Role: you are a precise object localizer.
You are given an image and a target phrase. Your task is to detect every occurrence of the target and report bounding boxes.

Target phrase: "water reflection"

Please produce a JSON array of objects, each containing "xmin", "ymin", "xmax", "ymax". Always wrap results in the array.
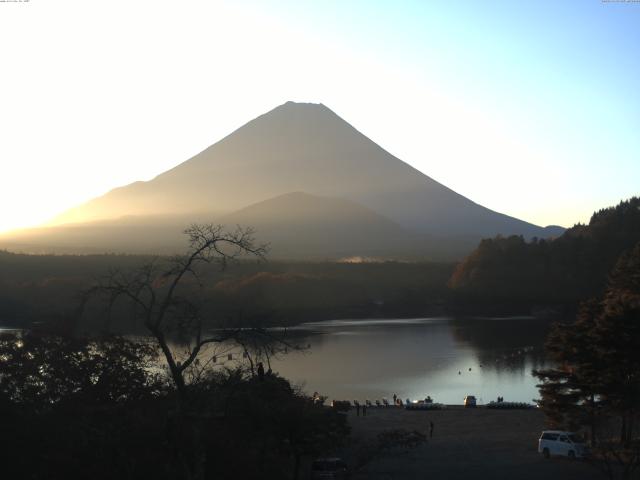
[
  {"xmin": 98, "ymin": 317, "xmax": 554, "ymax": 405},
  {"xmin": 4, "ymin": 317, "xmax": 553, "ymax": 404},
  {"xmin": 266, "ymin": 317, "xmax": 554, "ymax": 404}
]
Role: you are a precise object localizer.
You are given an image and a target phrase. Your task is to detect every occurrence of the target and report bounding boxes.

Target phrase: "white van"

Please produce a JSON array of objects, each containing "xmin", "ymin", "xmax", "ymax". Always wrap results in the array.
[{"xmin": 538, "ymin": 431, "xmax": 589, "ymax": 459}]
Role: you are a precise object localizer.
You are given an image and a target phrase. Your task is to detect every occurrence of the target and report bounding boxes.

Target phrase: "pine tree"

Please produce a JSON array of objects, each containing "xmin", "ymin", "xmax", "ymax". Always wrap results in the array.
[{"xmin": 534, "ymin": 242, "xmax": 640, "ymax": 447}]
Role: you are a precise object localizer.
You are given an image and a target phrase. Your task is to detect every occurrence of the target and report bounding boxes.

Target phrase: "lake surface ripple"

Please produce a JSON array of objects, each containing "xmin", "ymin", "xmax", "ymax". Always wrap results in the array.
[{"xmin": 269, "ymin": 317, "xmax": 552, "ymax": 405}]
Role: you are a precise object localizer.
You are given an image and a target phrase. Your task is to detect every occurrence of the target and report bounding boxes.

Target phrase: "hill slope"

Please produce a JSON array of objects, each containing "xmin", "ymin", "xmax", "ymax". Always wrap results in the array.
[
  {"xmin": 449, "ymin": 196, "xmax": 640, "ymax": 308},
  {"xmin": 221, "ymin": 192, "xmax": 430, "ymax": 259},
  {"xmin": 1, "ymin": 192, "xmax": 475, "ymax": 259}
]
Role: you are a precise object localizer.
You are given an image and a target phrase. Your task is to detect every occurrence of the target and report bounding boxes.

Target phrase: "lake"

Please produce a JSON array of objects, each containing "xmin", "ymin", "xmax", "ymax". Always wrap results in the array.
[
  {"xmin": 267, "ymin": 317, "xmax": 553, "ymax": 405},
  {"xmin": 2, "ymin": 317, "xmax": 555, "ymax": 405}
]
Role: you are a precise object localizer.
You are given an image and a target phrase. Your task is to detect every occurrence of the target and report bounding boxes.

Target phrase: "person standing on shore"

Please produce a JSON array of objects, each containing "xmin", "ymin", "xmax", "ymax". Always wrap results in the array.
[
  {"xmin": 429, "ymin": 420, "xmax": 434, "ymax": 438},
  {"xmin": 356, "ymin": 402, "xmax": 360, "ymax": 416},
  {"xmin": 363, "ymin": 404, "xmax": 367, "ymax": 417}
]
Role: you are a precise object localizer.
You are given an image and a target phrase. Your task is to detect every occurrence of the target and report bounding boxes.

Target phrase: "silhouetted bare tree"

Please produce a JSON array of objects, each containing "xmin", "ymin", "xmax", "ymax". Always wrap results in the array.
[{"xmin": 87, "ymin": 224, "xmax": 270, "ymax": 397}]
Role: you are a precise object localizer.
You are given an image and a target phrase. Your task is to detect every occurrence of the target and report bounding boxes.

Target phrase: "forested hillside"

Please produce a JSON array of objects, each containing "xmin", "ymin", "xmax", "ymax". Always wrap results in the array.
[
  {"xmin": 0, "ymin": 251, "xmax": 453, "ymax": 329},
  {"xmin": 449, "ymin": 197, "xmax": 640, "ymax": 311}
]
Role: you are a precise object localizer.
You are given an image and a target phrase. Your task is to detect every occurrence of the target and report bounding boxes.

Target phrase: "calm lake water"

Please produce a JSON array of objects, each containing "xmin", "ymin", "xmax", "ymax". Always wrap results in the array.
[
  {"xmin": 2, "ymin": 317, "xmax": 554, "ymax": 405},
  {"xmin": 267, "ymin": 317, "xmax": 553, "ymax": 405}
]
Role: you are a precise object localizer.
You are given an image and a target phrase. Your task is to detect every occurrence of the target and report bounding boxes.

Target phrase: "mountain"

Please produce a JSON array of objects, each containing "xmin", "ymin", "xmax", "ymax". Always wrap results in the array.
[
  {"xmin": 1, "ymin": 101, "xmax": 562, "ymax": 259},
  {"xmin": 52, "ymin": 101, "xmax": 556, "ymax": 236},
  {"xmin": 0, "ymin": 215, "xmax": 190, "ymax": 255},
  {"xmin": 221, "ymin": 192, "xmax": 429, "ymax": 259},
  {"xmin": 0, "ymin": 192, "xmax": 477, "ymax": 259}
]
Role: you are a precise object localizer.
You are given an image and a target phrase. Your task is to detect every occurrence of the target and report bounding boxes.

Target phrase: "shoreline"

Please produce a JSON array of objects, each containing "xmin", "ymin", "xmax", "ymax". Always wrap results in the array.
[{"xmin": 338, "ymin": 406, "xmax": 600, "ymax": 480}]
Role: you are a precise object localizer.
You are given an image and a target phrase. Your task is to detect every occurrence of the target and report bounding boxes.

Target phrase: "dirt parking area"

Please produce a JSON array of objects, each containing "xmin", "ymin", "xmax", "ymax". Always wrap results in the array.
[{"xmin": 343, "ymin": 406, "xmax": 601, "ymax": 480}]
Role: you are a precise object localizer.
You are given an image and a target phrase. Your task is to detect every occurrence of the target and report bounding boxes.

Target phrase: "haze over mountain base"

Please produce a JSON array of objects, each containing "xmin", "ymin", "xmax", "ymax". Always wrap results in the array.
[{"xmin": 0, "ymin": 102, "xmax": 564, "ymax": 260}]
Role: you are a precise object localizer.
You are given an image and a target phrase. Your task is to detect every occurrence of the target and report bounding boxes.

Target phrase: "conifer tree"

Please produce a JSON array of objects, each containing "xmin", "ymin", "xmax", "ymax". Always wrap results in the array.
[{"xmin": 534, "ymin": 242, "xmax": 640, "ymax": 448}]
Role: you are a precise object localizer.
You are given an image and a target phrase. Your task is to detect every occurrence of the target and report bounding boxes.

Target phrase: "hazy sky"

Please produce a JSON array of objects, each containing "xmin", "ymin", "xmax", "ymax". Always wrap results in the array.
[{"xmin": 1, "ymin": 0, "xmax": 638, "ymax": 233}]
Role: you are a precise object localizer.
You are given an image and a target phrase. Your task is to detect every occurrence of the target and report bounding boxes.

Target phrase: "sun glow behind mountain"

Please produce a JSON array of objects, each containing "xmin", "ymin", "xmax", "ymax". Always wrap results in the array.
[
  {"xmin": 0, "ymin": 1, "xmax": 638, "ymax": 234},
  {"xmin": 0, "ymin": 102, "xmax": 567, "ymax": 260}
]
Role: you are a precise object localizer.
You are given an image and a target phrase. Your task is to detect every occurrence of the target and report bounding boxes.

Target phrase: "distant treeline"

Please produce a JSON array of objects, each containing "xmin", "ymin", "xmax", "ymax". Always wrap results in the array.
[
  {"xmin": 0, "ymin": 252, "xmax": 157, "ymax": 328},
  {"xmin": 2, "ymin": 197, "xmax": 639, "ymax": 329},
  {"xmin": 449, "ymin": 197, "xmax": 640, "ymax": 313},
  {"xmin": 0, "ymin": 252, "xmax": 454, "ymax": 329}
]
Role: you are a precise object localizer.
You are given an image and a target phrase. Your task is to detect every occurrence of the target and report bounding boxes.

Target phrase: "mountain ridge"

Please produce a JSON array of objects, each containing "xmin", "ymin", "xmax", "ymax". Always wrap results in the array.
[
  {"xmin": 4, "ymin": 101, "xmax": 564, "ymax": 259},
  {"xmin": 51, "ymin": 101, "xmax": 553, "ymax": 236}
]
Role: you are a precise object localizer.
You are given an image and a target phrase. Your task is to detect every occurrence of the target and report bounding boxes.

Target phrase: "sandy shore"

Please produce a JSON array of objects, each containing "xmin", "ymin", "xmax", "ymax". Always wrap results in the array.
[{"xmin": 342, "ymin": 406, "xmax": 601, "ymax": 480}]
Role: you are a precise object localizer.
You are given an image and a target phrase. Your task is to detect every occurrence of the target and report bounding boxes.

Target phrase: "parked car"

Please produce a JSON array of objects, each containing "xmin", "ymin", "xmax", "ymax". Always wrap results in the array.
[
  {"xmin": 463, "ymin": 395, "xmax": 477, "ymax": 408},
  {"xmin": 538, "ymin": 430, "xmax": 589, "ymax": 459},
  {"xmin": 311, "ymin": 458, "xmax": 350, "ymax": 479}
]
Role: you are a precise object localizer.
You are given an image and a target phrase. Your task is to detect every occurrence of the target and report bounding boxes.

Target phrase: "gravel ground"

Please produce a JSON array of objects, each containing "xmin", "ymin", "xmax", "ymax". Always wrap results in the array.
[{"xmin": 342, "ymin": 406, "xmax": 602, "ymax": 480}]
